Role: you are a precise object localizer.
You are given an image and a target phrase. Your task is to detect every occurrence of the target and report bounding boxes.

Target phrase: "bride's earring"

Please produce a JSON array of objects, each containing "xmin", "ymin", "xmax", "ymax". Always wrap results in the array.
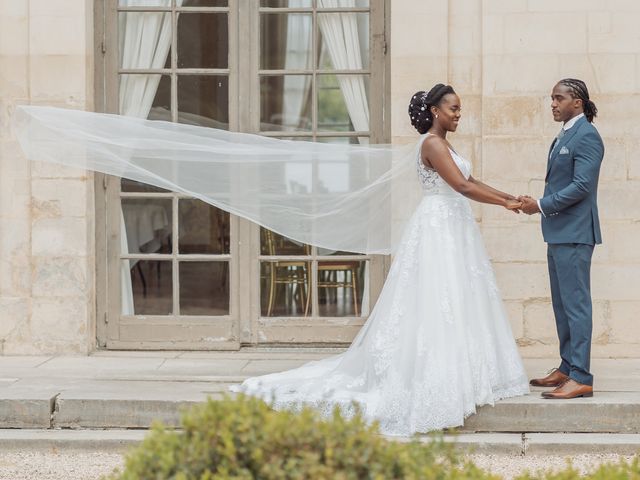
[{"xmin": 435, "ymin": 114, "xmax": 439, "ymax": 119}]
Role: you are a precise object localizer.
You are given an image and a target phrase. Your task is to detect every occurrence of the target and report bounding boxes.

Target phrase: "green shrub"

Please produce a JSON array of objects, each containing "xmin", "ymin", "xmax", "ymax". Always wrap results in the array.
[
  {"xmin": 107, "ymin": 394, "xmax": 496, "ymax": 480},
  {"xmin": 514, "ymin": 457, "xmax": 640, "ymax": 480},
  {"xmin": 107, "ymin": 394, "xmax": 640, "ymax": 480}
]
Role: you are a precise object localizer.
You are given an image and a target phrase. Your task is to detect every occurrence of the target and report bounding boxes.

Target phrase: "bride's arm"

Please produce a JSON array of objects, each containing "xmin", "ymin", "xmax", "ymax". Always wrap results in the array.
[
  {"xmin": 468, "ymin": 176, "xmax": 516, "ymax": 201},
  {"xmin": 422, "ymin": 139, "xmax": 520, "ymax": 210}
]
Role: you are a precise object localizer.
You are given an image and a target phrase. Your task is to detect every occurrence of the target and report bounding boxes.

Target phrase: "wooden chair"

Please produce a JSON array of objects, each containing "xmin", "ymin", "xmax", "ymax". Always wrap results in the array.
[
  {"xmin": 262, "ymin": 229, "xmax": 310, "ymax": 317},
  {"xmin": 317, "ymin": 261, "xmax": 360, "ymax": 316}
]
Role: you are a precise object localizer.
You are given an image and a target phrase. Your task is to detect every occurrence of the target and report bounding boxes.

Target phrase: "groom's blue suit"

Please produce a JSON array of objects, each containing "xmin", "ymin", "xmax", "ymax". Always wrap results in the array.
[{"xmin": 539, "ymin": 114, "xmax": 604, "ymax": 386}]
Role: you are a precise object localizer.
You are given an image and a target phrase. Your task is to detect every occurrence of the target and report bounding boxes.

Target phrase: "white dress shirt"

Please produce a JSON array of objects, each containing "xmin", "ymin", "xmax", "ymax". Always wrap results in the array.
[{"xmin": 537, "ymin": 113, "xmax": 585, "ymax": 216}]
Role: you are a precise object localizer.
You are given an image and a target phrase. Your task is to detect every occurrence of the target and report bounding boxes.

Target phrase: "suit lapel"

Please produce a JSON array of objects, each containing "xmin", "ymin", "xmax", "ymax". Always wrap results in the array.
[{"xmin": 545, "ymin": 116, "xmax": 587, "ymax": 179}]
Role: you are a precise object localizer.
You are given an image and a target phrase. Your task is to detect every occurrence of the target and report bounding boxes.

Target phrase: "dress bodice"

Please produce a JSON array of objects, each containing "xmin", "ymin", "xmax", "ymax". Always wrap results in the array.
[{"xmin": 416, "ymin": 134, "xmax": 471, "ymax": 195}]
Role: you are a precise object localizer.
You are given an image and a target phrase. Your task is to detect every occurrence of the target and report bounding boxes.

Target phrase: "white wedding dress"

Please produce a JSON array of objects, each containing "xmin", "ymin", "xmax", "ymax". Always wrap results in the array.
[{"xmin": 231, "ymin": 136, "xmax": 530, "ymax": 436}]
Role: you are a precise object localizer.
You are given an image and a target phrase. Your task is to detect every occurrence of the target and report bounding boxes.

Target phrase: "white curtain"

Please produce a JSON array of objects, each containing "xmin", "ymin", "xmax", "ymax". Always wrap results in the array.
[
  {"xmin": 283, "ymin": 14, "xmax": 313, "ymax": 130},
  {"xmin": 118, "ymin": 0, "xmax": 180, "ymax": 314},
  {"xmin": 317, "ymin": 0, "xmax": 370, "ymax": 142},
  {"xmin": 317, "ymin": 0, "xmax": 370, "ymax": 312}
]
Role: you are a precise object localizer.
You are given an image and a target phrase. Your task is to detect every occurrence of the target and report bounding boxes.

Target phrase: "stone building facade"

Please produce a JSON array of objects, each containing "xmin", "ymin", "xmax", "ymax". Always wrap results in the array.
[{"xmin": 1, "ymin": 0, "xmax": 638, "ymax": 356}]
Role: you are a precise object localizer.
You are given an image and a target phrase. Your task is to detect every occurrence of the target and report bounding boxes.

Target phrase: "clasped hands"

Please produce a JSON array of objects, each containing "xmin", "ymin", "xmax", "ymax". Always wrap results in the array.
[{"xmin": 504, "ymin": 195, "xmax": 541, "ymax": 215}]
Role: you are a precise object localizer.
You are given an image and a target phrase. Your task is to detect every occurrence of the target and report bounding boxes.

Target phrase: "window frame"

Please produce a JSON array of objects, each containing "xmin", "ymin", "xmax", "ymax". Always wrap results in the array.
[{"xmin": 94, "ymin": 0, "xmax": 390, "ymax": 349}]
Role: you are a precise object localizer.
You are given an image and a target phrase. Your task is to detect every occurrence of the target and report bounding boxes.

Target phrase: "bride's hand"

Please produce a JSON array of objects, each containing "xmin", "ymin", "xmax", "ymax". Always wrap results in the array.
[{"xmin": 504, "ymin": 199, "xmax": 522, "ymax": 213}]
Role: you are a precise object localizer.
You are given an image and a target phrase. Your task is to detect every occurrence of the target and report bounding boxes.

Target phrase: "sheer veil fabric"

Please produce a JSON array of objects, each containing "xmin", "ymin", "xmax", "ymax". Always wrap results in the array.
[{"xmin": 13, "ymin": 106, "xmax": 422, "ymax": 255}]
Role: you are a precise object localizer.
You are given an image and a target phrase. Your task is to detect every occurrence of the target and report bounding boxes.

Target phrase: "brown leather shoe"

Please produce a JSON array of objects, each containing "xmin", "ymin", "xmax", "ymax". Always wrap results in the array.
[
  {"xmin": 541, "ymin": 379, "xmax": 593, "ymax": 399},
  {"xmin": 529, "ymin": 368, "xmax": 569, "ymax": 387}
]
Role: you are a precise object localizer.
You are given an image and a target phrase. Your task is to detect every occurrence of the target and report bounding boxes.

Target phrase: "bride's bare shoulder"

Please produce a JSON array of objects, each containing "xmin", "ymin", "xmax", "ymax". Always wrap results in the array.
[{"xmin": 420, "ymin": 134, "xmax": 449, "ymax": 159}]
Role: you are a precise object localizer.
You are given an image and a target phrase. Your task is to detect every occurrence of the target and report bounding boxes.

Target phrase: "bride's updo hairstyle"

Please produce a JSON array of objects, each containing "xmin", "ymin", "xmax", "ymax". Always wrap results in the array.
[{"xmin": 408, "ymin": 84, "xmax": 456, "ymax": 134}]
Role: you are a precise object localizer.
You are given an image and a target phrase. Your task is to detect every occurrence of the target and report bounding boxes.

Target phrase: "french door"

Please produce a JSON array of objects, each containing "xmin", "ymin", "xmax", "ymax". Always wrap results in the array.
[{"xmin": 95, "ymin": 0, "xmax": 388, "ymax": 349}]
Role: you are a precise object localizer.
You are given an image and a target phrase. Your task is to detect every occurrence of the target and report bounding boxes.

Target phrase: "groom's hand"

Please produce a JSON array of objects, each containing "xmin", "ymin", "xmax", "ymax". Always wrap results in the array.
[{"xmin": 518, "ymin": 195, "xmax": 540, "ymax": 215}]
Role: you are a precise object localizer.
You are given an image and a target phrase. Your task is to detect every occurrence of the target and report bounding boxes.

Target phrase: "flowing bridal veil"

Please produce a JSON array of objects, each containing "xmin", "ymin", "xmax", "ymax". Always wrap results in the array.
[{"xmin": 13, "ymin": 106, "xmax": 423, "ymax": 255}]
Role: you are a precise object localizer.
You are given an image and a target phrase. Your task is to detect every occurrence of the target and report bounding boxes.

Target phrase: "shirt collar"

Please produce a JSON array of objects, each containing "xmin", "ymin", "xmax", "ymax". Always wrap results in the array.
[{"xmin": 563, "ymin": 113, "xmax": 584, "ymax": 131}]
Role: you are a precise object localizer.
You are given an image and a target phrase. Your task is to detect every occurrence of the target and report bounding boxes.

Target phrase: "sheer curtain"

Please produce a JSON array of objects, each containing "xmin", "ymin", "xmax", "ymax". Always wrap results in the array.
[
  {"xmin": 318, "ymin": 0, "xmax": 370, "ymax": 313},
  {"xmin": 317, "ymin": 0, "xmax": 369, "ymax": 141},
  {"xmin": 283, "ymin": 14, "xmax": 313, "ymax": 130},
  {"xmin": 118, "ymin": 0, "xmax": 181, "ymax": 314}
]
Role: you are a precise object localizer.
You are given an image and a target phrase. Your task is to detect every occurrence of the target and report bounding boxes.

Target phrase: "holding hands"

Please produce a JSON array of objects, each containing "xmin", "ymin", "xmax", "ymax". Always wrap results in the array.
[
  {"xmin": 503, "ymin": 195, "xmax": 541, "ymax": 215},
  {"xmin": 517, "ymin": 195, "xmax": 541, "ymax": 215}
]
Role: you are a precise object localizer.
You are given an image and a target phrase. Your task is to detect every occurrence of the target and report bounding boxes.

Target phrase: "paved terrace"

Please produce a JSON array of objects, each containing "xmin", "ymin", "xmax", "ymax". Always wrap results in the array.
[{"xmin": 0, "ymin": 351, "xmax": 639, "ymax": 454}]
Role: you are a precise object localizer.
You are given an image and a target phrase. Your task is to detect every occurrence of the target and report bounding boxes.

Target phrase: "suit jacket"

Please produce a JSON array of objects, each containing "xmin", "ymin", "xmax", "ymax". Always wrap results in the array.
[{"xmin": 540, "ymin": 116, "xmax": 604, "ymax": 245}]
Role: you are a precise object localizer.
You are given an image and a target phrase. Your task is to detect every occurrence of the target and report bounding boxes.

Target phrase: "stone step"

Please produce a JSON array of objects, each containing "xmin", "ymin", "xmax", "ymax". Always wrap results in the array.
[
  {"xmin": 463, "ymin": 390, "xmax": 640, "ymax": 433},
  {"xmin": 1, "ymin": 389, "xmax": 639, "ymax": 433},
  {"xmin": 0, "ymin": 429, "xmax": 638, "ymax": 456}
]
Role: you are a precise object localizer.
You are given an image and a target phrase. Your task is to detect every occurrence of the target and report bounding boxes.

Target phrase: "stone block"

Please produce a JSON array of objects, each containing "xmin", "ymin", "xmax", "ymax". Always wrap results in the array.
[
  {"xmin": 482, "ymin": 0, "xmax": 527, "ymax": 13},
  {"xmin": 483, "ymin": 97, "xmax": 543, "ymax": 136},
  {"xmin": 0, "ymin": 149, "xmax": 30, "ymax": 219},
  {"xmin": 592, "ymin": 95, "xmax": 640, "ymax": 138},
  {"xmin": 598, "ymin": 137, "xmax": 626, "ymax": 181},
  {"xmin": 29, "ymin": 6, "xmax": 88, "ymax": 56},
  {"xmin": 29, "ymin": 296, "xmax": 90, "ymax": 348},
  {"xmin": 0, "ymin": 297, "xmax": 29, "ymax": 347},
  {"xmin": 31, "ymin": 179, "xmax": 91, "ymax": 218},
  {"xmin": 0, "ymin": 2, "xmax": 28, "ymax": 56},
  {"xmin": 588, "ymin": 11, "xmax": 612, "ymax": 35},
  {"xmin": 481, "ymin": 136, "xmax": 547, "ymax": 182},
  {"xmin": 448, "ymin": 56, "xmax": 482, "ymax": 95},
  {"xmin": 482, "ymin": 55, "xmax": 560, "ymax": 94},
  {"xmin": 523, "ymin": 301, "xmax": 556, "ymax": 344},
  {"xmin": 609, "ymin": 301, "xmax": 640, "ymax": 344},
  {"xmin": 592, "ymin": 265, "xmax": 640, "ymax": 301},
  {"xmin": 598, "ymin": 182, "xmax": 640, "ymax": 221},
  {"xmin": 32, "ymin": 217, "xmax": 89, "ymax": 257},
  {"xmin": 502, "ymin": 12, "xmax": 587, "ymax": 55},
  {"xmin": 54, "ymin": 398, "xmax": 198, "ymax": 429},
  {"xmin": 31, "ymin": 256, "xmax": 90, "ymax": 298},
  {"xmin": 588, "ymin": 13, "xmax": 640, "ymax": 54},
  {"xmin": 31, "ymin": 160, "xmax": 89, "ymax": 180},
  {"xmin": 628, "ymin": 136, "xmax": 640, "ymax": 179},
  {"xmin": 527, "ymin": 0, "xmax": 606, "ymax": 11},
  {"xmin": 588, "ymin": 54, "xmax": 637, "ymax": 94},
  {"xmin": 595, "ymin": 223, "xmax": 640, "ymax": 264},
  {"xmin": 449, "ymin": 14, "xmax": 481, "ymax": 57},
  {"xmin": 0, "ymin": 219, "xmax": 30, "ymax": 297},
  {"xmin": 503, "ymin": 300, "xmax": 524, "ymax": 339},
  {"xmin": 29, "ymin": 55, "xmax": 88, "ymax": 103},
  {"xmin": 463, "ymin": 392, "xmax": 640, "ymax": 433},
  {"xmin": 0, "ymin": 399, "xmax": 53, "ymax": 428},
  {"xmin": 449, "ymin": 0, "xmax": 481, "ymax": 16},
  {"xmin": 525, "ymin": 299, "xmax": 610, "ymax": 346},
  {"xmin": 482, "ymin": 223, "xmax": 546, "ymax": 262},
  {"xmin": 492, "ymin": 262, "xmax": 550, "ymax": 300},
  {"xmin": 0, "ymin": 56, "xmax": 28, "ymax": 99},
  {"xmin": 390, "ymin": 10, "xmax": 447, "ymax": 57}
]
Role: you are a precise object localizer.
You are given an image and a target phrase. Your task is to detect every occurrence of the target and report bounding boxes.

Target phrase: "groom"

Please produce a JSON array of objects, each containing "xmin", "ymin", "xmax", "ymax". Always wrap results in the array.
[{"xmin": 519, "ymin": 78, "xmax": 604, "ymax": 400}]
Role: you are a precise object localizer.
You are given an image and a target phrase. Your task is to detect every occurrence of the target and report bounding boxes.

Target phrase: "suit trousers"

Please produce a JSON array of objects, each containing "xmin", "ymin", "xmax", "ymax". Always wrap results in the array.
[{"xmin": 547, "ymin": 243, "xmax": 595, "ymax": 386}]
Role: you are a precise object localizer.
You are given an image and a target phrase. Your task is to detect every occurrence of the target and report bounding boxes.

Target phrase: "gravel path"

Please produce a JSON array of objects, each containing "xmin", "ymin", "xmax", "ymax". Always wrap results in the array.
[
  {"xmin": 0, "ymin": 451, "xmax": 124, "ymax": 480},
  {"xmin": 467, "ymin": 453, "xmax": 637, "ymax": 479},
  {"xmin": 0, "ymin": 451, "xmax": 636, "ymax": 479}
]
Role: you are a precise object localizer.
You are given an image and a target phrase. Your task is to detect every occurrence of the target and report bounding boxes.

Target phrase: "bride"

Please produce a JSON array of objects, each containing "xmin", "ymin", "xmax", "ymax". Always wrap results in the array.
[{"xmin": 231, "ymin": 83, "xmax": 530, "ymax": 436}]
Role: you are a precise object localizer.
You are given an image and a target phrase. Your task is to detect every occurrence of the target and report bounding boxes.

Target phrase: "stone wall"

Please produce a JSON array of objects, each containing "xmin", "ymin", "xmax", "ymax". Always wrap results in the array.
[
  {"xmin": 391, "ymin": 0, "xmax": 640, "ymax": 357},
  {"xmin": 0, "ymin": 0, "xmax": 95, "ymax": 354},
  {"xmin": 1, "ymin": 0, "xmax": 638, "ymax": 356}
]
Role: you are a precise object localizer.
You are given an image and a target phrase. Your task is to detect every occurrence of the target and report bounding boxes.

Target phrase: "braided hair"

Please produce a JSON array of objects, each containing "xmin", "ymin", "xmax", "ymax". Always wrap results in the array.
[
  {"xmin": 408, "ymin": 84, "xmax": 456, "ymax": 134},
  {"xmin": 558, "ymin": 78, "xmax": 598, "ymax": 123}
]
